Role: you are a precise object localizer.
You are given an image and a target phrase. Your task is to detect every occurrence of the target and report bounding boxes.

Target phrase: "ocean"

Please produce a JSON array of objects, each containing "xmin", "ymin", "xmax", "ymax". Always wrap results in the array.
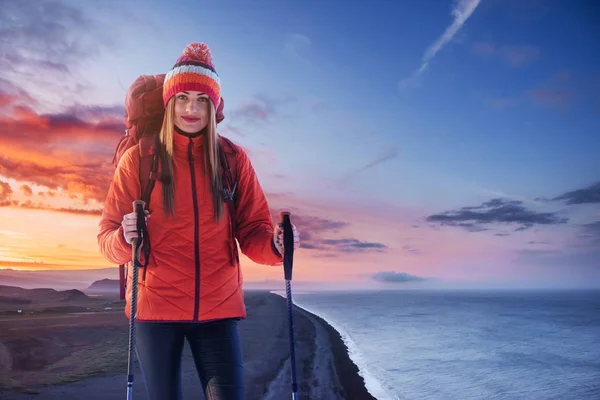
[{"xmin": 290, "ymin": 289, "xmax": 600, "ymax": 400}]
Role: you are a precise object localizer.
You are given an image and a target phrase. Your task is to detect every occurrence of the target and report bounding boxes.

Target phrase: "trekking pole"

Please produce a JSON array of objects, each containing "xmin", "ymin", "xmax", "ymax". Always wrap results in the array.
[
  {"xmin": 127, "ymin": 200, "xmax": 146, "ymax": 400},
  {"xmin": 279, "ymin": 211, "xmax": 299, "ymax": 400}
]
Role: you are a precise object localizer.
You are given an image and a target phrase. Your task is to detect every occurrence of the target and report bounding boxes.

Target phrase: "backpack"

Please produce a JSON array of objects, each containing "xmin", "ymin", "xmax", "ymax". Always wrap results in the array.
[{"xmin": 112, "ymin": 74, "xmax": 239, "ymax": 300}]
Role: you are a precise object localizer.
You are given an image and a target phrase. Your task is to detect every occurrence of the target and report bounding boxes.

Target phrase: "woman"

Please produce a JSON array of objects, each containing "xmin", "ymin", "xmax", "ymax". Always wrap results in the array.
[{"xmin": 97, "ymin": 42, "xmax": 299, "ymax": 400}]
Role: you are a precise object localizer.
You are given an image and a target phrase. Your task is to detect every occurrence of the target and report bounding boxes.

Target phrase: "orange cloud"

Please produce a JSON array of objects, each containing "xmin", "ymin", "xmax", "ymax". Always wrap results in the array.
[
  {"xmin": 16, "ymin": 201, "xmax": 102, "ymax": 216},
  {"xmin": 0, "ymin": 88, "xmax": 125, "ymax": 204},
  {"xmin": 0, "ymin": 260, "xmax": 67, "ymax": 269},
  {"xmin": 0, "ymin": 180, "xmax": 13, "ymax": 202},
  {"xmin": 20, "ymin": 184, "xmax": 33, "ymax": 196},
  {"xmin": 0, "ymin": 193, "xmax": 102, "ymax": 216}
]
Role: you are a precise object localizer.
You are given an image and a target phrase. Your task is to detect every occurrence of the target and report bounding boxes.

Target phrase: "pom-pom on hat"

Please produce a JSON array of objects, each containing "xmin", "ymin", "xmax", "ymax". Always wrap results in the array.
[{"xmin": 162, "ymin": 42, "xmax": 221, "ymax": 109}]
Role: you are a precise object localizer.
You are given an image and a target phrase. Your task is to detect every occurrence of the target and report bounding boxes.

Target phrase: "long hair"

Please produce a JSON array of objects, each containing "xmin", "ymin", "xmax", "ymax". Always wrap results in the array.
[{"xmin": 157, "ymin": 98, "xmax": 224, "ymax": 222}]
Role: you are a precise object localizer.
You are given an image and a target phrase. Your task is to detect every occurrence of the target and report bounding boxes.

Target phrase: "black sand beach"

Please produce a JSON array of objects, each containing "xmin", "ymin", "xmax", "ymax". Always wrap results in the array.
[{"xmin": 0, "ymin": 290, "xmax": 376, "ymax": 399}]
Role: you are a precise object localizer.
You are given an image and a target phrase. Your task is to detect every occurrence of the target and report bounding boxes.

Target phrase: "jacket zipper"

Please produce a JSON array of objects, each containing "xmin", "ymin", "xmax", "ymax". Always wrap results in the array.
[{"xmin": 188, "ymin": 139, "xmax": 201, "ymax": 321}]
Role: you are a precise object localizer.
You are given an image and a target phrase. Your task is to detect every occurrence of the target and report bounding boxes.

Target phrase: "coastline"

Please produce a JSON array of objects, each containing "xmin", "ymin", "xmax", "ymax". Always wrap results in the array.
[
  {"xmin": 297, "ymin": 307, "xmax": 378, "ymax": 400},
  {"xmin": 0, "ymin": 291, "xmax": 376, "ymax": 399},
  {"xmin": 268, "ymin": 291, "xmax": 377, "ymax": 400}
]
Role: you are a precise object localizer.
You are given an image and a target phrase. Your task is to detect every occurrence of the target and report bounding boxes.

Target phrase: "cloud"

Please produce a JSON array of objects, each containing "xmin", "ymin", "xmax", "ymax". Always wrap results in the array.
[
  {"xmin": 278, "ymin": 213, "xmax": 349, "ymax": 252},
  {"xmin": 483, "ymin": 69, "xmax": 582, "ymax": 112},
  {"xmin": 301, "ymin": 237, "xmax": 387, "ymax": 254},
  {"xmin": 500, "ymin": 45, "xmax": 541, "ymax": 68},
  {"xmin": 0, "ymin": 260, "xmax": 71, "ymax": 270},
  {"xmin": 0, "ymin": 181, "xmax": 13, "ymax": 204},
  {"xmin": 62, "ymin": 104, "xmax": 125, "ymax": 124},
  {"xmin": 340, "ymin": 146, "xmax": 401, "ymax": 182},
  {"xmin": 19, "ymin": 184, "xmax": 33, "ymax": 196},
  {"xmin": 286, "ymin": 213, "xmax": 349, "ymax": 233},
  {"xmin": 471, "ymin": 42, "xmax": 540, "ymax": 68},
  {"xmin": 0, "ymin": 0, "xmax": 117, "ymax": 108},
  {"xmin": 0, "ymin": 184, "xmax": 102, "ymax": 215},
  {"xmin": 484, "ymin": 96, "xmax": 520, "ymax": 110},
  {"xmin": 0, "ymin": 230, "xmax": 26, "ymax": 239},
  {"xmin": 515, "ymin": 248, "xmax": 563, "ymax": 258},
  {"xmin": 0, "ymin": 85, "xmax": 125, "ymax": 204},
  {"xmin": 402, "ymin": 244, "xmax": 422, "ymax": 255},
  {"xmin": 0, "ymin": 1, "xmax": 112, "ymax": 69},
  {"xmin": 399, "ymin": 0, "xmax": 481, "ymax": 90},
  {"xmin": 552, "ymin": 181, "xmax": 600, "ymax": 205},
  {"xmin": 579, "ymin": 220, "xmax": 600, "ymax": 247},
  {"xmin": 282, "ymin": 33, "xmax": 312, "ymax": 68},
  {"xmin": 372, "ymin": 271, "xmax": 426, "ymax": 283},
  {"xmin": 426, "ymin": 198, "xmax": 569, "ymax": 232},
  {"xmin": 553, "ymin": 71, "xmax": 571, "ymax": 82},
  {"xmin": 230, "ymin": 94, "xmax": 295, "ymax": 125},
  {"xmin": 0, "ymin": 199, "xmax": 102, "ymax": 216},
  {"xmin": 515, "ymin": 245, "xmax": 600, "ymax": 273},
  {"xmin": 321, "ymin": 238, "xmax": 387, "ymax": 253},
  {"xmin": 220, "ymin": 124, "xmax": 246, "ymax": 138},
  {"xmin": 529, "ymin": 88, "xmax": 571, "ymax": 109},
  {"xmin": 0, "ymin": 78, "xmax": 38, "ymax": 107},
  {"xmin": 269, "ymin": 209, "xmax": 387, "ymax": 255}
]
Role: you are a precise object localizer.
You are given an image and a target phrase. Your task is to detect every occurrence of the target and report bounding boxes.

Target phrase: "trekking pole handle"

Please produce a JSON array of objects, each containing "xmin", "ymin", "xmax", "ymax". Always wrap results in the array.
[
  {"xmin": 132, "ymin": 200, "xmax": 146, "ymax": 213},
  {"xmin": 278, "ymin": 211, "xmax": 294, "ymax": 281},
  {"xmin": 131, "ymin": 200, "xmax": 146, "ymax": 262}
]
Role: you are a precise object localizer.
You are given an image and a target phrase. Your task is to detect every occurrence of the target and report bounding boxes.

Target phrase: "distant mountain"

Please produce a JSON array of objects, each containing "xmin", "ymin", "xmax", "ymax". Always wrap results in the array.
[
  {"xmin": 88, "ymin": 279, "xmax": 120, "ymax": 292},
  {"xmin": 0, "ymin": 267, "xmax": 119, "ymax": 290},
  {"xmin": 0, "ymin": 268, "xmax": 386, "ymax": 293},
  {"xmin": 0, "ymin": 285, "xmax": 91, "ymax": 303}
]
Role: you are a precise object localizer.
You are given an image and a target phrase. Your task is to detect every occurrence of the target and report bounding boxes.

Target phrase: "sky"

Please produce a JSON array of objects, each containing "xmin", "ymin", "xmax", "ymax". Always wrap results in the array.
[{"xmin": 0, "ymin": 0, "xmax": 599, "ymax": 289}]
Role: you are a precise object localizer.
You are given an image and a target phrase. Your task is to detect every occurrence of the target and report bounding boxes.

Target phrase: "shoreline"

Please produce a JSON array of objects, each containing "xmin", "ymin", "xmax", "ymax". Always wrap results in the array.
[
  {"xmin": 269, "ymin": 291, "xmax": 378, "ymax": 400},
  {"xmin": 297, "ymin": 307, "xmax": 378, "ymax": 400},
  {"xmin": 1, "ymin": 291, "xmax": 377, "ymax": 399}
]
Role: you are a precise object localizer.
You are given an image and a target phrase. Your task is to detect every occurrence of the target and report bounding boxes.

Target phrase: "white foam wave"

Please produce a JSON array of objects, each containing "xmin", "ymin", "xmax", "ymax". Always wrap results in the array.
[{"xmin": 270, "ymin": 290, "xmax": 397, "ymax": 400}]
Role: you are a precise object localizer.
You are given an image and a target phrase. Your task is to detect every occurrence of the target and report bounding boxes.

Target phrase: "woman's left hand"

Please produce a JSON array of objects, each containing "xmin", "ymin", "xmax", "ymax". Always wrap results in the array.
[{"xmin": 273, "ymin": 223, "xmax": 300, "ymax": 256}]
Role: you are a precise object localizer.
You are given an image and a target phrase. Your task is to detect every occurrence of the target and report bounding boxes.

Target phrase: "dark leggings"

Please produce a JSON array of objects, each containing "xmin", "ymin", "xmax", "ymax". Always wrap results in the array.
[{"xmin": 135, "ymin": 318, "xmax": 245, "ymax": 400}]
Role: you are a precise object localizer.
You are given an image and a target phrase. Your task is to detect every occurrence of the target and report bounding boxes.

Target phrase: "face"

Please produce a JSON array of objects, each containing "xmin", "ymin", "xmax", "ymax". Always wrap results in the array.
[{"xmin": 173, "ymin": 91, "xmax": 211, "ymax": 133}]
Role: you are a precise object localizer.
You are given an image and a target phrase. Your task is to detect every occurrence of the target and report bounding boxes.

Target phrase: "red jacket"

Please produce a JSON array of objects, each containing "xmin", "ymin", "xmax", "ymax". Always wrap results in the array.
[{"xmin": 97, "ymin": 131, "xmax": 282, "ymax": 322}]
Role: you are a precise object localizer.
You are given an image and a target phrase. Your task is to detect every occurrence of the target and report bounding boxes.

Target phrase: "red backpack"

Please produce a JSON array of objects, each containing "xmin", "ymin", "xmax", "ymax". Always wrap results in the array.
[{"xmin": 112, "ymin": 74, "xmax": 239, "ymax": 300}]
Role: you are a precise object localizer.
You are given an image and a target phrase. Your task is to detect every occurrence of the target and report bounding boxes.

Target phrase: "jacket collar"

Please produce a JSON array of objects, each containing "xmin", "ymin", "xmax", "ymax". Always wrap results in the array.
[{"xmin": 171, "ymin": 128, "xmax": 205, "ymax": 158}]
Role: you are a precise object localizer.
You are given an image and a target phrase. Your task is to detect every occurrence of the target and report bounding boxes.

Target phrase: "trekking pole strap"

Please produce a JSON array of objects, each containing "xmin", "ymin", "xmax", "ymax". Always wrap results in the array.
[{"xmin": 133, "ymin": 201, "xmax": 150, "ymax": 268}]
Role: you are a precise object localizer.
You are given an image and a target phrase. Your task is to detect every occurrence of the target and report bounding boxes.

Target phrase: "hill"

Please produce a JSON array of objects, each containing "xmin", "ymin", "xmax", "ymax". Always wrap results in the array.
[
  {"xmin": 0, "ymin": 267, "xmax": 120, "ymax": 290},
  {"xmin": 0, "ymin": 285, "xmax": 104, "ymax": 315},
  {"xmin": 87, "ymin": 279, "xmax": 120, "ymax": 292},
  {"xmin": 0, "ymin": 285, "xmax": 91, "ymax": 303}
]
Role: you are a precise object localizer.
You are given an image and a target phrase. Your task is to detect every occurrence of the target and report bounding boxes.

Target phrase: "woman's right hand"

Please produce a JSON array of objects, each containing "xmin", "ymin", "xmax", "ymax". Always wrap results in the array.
[{"xmin": 121, "ymin": 210, "xmax": 150, "ymax": 245}]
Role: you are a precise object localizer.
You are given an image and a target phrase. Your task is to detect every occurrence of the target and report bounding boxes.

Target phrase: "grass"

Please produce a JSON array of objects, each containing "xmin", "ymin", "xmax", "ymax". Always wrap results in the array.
[
  {"xmin": 0, "ymin": 290, "xmax": 327, "ymax": 399},
  {"xmin": 2, "ymin": 327, "xmax": 131, "ymax": 393},
  {"xmin": 0, "ymin": 288, "xmax": 129, "ymax": 394}
]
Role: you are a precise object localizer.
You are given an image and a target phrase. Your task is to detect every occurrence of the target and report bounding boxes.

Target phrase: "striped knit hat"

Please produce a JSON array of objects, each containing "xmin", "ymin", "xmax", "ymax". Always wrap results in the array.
[{"xmin": 162, "ymin": 42, "xmax": 221, "ymax": 109}]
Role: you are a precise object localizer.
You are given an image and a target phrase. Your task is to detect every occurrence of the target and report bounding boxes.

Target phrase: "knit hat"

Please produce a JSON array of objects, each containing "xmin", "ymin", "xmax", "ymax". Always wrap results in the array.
[{"xmin": 162, "ymin": 42, "xmax": 221, "ymax": 109}]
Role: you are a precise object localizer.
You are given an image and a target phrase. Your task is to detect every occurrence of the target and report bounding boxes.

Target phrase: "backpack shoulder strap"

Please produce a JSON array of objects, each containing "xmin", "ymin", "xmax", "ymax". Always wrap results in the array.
[
  {"xmin": 138, "ymin": 135, "xmax": 159, "ymax": 205},
  {"xmin": 218, "ymin": 136, "xmax": 240, "ymax": 265},
  {"xmin": 218, "ymin": 135, "xmax": 239, "ymax": 200}
]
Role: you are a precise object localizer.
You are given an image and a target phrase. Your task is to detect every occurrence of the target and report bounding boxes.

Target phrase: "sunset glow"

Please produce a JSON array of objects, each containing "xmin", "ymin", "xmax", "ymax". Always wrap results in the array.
[{"xmin": 1, "ymin": 0, "xmax": 598, "ymax": 289}]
